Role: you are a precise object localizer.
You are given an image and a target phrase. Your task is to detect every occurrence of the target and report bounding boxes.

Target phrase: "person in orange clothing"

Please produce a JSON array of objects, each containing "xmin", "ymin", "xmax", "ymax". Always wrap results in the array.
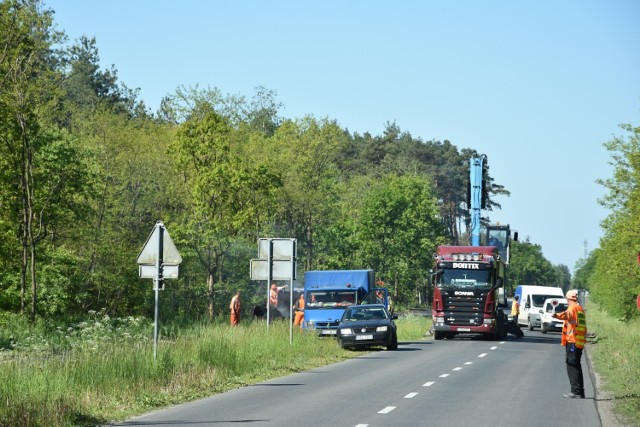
[
  {"xmin": 293, "ymin": 294, "xmax": 305, "ymax": 327},
  {"xmin": 229, "ymin": 291, "xmax": 241, "ymax": 326},
  {"xmin": 552, "ymin": 289, "xmax": 587, "ymax": 398}
]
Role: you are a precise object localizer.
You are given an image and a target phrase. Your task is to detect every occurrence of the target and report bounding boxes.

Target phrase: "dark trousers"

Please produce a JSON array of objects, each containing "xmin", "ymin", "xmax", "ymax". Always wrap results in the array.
[{"xmin": 565, "ymin": 345, "xmax": 584, "ymax": 397}]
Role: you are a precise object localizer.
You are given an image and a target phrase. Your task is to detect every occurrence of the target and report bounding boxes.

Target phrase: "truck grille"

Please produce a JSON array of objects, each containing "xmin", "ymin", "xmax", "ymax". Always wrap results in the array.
[{"xmin": 440, "ymin": 290, "xmax": 486, "ymax": 326}]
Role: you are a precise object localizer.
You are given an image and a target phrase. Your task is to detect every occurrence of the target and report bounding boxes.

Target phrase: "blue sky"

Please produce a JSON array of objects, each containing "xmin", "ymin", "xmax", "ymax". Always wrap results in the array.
[{"xmin": 46, "ymin": 0, "xmax": 640, "ymax": 273}]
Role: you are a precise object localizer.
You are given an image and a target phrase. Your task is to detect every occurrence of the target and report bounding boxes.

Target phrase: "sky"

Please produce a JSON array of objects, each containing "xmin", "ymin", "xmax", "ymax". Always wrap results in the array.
[{"xmin": 46, "ymin": 0, "xmax": 640, "ymax": 273}]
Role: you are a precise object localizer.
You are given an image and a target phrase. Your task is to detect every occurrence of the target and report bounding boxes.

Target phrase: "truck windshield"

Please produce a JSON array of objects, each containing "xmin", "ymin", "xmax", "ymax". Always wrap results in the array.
[
  {"xmin": 437, "ymin": 269, "xmax": 492, "ymax": 290},
  {"xmin": 306, "ymin": 290, "xmax": 357, "ymax": 309}
]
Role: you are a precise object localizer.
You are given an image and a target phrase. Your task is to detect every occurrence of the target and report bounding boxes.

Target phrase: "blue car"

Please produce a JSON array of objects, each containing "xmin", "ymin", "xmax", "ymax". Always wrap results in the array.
[{"xmin": 336, "ymin": 304, "xmax": 398, "ymax": 350}]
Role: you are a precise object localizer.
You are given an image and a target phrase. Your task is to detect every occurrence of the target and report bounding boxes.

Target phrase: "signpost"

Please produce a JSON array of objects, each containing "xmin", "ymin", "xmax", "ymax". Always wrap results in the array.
[
  {"xmin": 250, "ymin": 238, "xmax": 296, "ymax": 343},
  {"xmin": 136, "ymin": 221, "xmax": 182, "ymax": 360}
]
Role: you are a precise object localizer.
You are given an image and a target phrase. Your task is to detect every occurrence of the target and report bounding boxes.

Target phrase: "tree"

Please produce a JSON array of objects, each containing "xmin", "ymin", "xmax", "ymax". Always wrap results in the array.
[
  {"xmin": 507, "ymin": 239, "xmax": 557, "ymax": 293},
  {"xmin": 589, "ymin": 122, "xmax": 640, "ymax": 319},
  {"xmin": 0, "ymin": 0, "xmax": 67, "ymax": 320},
  {"xmin": 171, "ymin": 109, "xmax": 280, "ymax": 319},
  {"xmin": 354, "ymin": 174, "xmax": 446, "ymax": 305}
]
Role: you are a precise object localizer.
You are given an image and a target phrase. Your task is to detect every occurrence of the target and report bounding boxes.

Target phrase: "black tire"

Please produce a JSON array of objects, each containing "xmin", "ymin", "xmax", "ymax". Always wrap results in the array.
[
  {"xmin": 387, "ymin": 333, "xmax": 398, "ymax": 350},
  {"xmin": 541, "ymin": 328, "xmax": 547, "ymax": 334},
  {"xmin": 528, "ymin": 317, "xmax": 534, "ymax": 331},
  {"xmin": 434, "ymin": 331, "xmax": 444, "ymax": 340}
]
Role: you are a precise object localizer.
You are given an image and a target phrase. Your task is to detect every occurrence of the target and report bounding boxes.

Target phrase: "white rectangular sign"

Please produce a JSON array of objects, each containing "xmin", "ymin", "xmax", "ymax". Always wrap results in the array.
[
  {"xmin": 139, "ymin": 264, "xmax": 179, "ymax": 279},
  {"xmin": 258, "ymin": 238, "xmax": 296, "ymax": 259},
  {"xmin": 250, "ymin": 259, "xmax": 296, "ymax": 280}
]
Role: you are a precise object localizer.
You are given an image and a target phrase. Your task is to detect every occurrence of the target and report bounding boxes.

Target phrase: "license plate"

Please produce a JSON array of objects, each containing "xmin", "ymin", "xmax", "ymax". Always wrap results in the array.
[
  {"xmin": 356, "ymin": 334, "xmax": 373, "ymax": 340},
  {"xmin": 321, "ymin": 329, "xmax": 337, "ymax": 335},
  {"xmin": 458, "ymin": 328, "xmax": 471, "ymax": 332}
]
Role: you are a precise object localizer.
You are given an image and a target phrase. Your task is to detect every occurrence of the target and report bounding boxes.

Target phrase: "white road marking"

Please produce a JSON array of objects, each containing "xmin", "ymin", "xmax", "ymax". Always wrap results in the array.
[
  {"xmin": 378, "ymin": 406, "xmax": 396, "ymax": 414},
  {"xmin": 355, "ymin": 425, "xmax": 368, "ymax": 427},
  {"xmin": 453, "ymin": 367, "xmax": 462, "ymax": 371},
  {"xmin": 465, "ymin": 362, "xmax": 473, "ymax": 365},
  {"xmin": 439, "ymin": 373, "xmax": 450, "ymax": 378},
  {"xmin": 478, "ymin": 353, "xmax": 487, "ymax": 357},
  {"xmin": 500, "ymin": 341, "xmax": 506, "ymax": 344},
  {"xmin": 404, "ymin": 392, "xmax": 418, "ymax": 398},
  {"xmin": 490, "ymin": 346, "xmax": 498, "ymax": 350},
  {"xmin": 423, "ymin": 381, "xmax": 435, "ymax": 387}
]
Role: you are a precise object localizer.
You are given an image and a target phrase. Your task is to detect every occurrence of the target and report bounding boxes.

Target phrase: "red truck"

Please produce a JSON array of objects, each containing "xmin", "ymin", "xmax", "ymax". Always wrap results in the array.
[{"xmin": 430, "ymin": 245, "xmax": 507, "ymax": 341}]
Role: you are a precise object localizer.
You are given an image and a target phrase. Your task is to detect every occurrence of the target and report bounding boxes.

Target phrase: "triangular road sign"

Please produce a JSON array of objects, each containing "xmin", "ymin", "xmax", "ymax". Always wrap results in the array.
[{"xmin": 136, "ymin": 221, "xmax": 182, "ymax": 265}]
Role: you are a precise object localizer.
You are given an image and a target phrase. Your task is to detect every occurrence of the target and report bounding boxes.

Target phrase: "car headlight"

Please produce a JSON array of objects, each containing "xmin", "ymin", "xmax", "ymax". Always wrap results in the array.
[
  {"xmin": 340, "ymin": 328, "xmax": 353, "ymax": 335},
  {"xmin": 376, "ymin": 326, "xmax": 388, "ymax": 332}
]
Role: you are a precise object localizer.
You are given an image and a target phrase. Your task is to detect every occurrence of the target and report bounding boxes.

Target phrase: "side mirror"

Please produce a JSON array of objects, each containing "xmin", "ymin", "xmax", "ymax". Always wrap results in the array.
[
  {"xmin": 525, "ymin": 302, "xmax": 530, "ymax": 309},
  {"xmin": 496, "ymin": 278, "xmax": 504, "ymax": 288},
  {"xmin": 391, "ymin": 315, "xmax": 398, "ymax": 320}
]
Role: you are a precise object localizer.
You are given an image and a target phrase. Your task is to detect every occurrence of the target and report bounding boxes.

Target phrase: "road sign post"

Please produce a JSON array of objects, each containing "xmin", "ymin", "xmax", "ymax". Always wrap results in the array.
[{"xmin": 136, "ymin": 221, "xmax": 182, "ymax": 361}]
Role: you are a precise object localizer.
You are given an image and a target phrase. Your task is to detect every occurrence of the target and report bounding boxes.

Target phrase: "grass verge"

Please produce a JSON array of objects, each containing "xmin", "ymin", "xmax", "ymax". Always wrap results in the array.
[
  {"xmin": 587, "ymin": 302, "xmax": 640, "ymax": 426},
  {"xmin": 0, "ymin": 312, "xmax": 431, "ymax": 426}
]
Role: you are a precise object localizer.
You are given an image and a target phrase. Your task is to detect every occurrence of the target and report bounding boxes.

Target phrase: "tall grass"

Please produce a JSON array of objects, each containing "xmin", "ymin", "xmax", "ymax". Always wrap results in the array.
[
  {"xmin": 0, "ymin": 312, "xmax": 431, "ymax": 426},
  {"xmin": 587, "ymin": 302, "xmax": 640, "ymax": 426}
]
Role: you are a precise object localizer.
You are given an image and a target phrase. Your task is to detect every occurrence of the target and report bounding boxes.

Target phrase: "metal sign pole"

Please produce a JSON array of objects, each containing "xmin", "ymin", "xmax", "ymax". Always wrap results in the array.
[{"xmin": 153, "ymin": 224, "xmax": 164, "ymax": 361}]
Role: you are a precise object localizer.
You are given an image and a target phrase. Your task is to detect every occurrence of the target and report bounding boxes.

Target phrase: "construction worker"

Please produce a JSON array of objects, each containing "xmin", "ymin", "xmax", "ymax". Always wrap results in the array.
[
  {"xmin": 293, "ymin": 294, "xmax": 305, "ymax": 327},
  {"xmin": 229, "ymin": 291, "xmax": 241, "ymax": 326},
  {"xmin": 269, "ymin": 283, "xmax": 286, "ymax": 321},
  {"xmin": 511, "ymin": 295, "xmax": 521, "ymax": 326},
  {"xmin": 552, "ymin": 289, "xmax": 587, "ymax": 398}
]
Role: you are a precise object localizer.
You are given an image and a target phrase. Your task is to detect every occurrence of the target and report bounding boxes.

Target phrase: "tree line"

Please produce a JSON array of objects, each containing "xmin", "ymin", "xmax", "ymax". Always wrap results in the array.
[{"xmin": 1, "ymin": 0, "xmax": 575, "ymax": 324}]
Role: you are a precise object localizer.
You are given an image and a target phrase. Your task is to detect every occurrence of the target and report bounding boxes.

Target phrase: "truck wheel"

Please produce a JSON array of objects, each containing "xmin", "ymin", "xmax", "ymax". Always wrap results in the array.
[
  {"xmin": 528, "ymin": 317, "xmax": 534, "ymax": 331},
  {"xmin": 434, "ymin": 331, "xmax": 444, "ymax": 340}
]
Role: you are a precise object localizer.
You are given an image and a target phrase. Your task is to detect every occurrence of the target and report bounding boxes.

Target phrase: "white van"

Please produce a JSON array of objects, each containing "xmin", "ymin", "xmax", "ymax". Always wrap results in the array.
[{"xmin": 513, "ymin": 285, "xmax": 564, "ymax": 330}]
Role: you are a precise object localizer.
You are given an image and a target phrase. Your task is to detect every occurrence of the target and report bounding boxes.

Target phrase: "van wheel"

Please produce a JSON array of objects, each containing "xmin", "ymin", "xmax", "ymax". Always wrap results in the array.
[{"xmin": 528, "ymin": 318, "xmax": 534, "ymax": 331}]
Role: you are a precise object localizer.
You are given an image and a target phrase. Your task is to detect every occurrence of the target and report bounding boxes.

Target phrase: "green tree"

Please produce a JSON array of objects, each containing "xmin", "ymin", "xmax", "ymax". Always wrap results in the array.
[
  {"xmin": 590, "ymin": 122, "xmax": 640, "ymax": 319},
  {"xmin": 507, "ymin": 239, "xmax": 557, "ymax": 293},
  {"xmin": 355, "ymin": 174, "xmax": 446, "ymax": 305},
  {"xmin": 171, "ymin": 110, "xmax": 280, "ymax": 319}
]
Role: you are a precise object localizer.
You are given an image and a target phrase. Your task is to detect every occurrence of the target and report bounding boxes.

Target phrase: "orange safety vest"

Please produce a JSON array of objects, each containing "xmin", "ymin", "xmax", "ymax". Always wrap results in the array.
[{"xmin": 556, "ymin": 303, "xmax": 586, "ymax": 349}]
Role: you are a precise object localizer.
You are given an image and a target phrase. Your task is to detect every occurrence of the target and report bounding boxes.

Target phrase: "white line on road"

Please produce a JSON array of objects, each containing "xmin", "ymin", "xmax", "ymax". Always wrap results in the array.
[
  {"xmin": 478, "ymin": 353, "xmax": 487, "ymax": 357},
  {"xmin": 378, "ymin": 406, "xmax": 396, "ymax": 414},
  {"xmin": 453, "ymin": 367, "xmax": 462, "ymax": 371},
  {"xmin": 404, "ymin": 392, "xmax": 418, "ymax": 398},
  {"xmin": 355, "ymin": 425, "xmax": 368, "ymax": 427},
  {"xmin": 439, "ymin": 373, "xmax": 450, "ymax": 378},
  {"xmin": 465, "ymin": 362, "xmax": 473, "ymax": 365},
  {"xmin": 423, "ymin": 381, "xmax": 435, "ymax": 387},
  {"xmin": 490, "ymin": 346, "xmax": 498, "ymax": 350}
]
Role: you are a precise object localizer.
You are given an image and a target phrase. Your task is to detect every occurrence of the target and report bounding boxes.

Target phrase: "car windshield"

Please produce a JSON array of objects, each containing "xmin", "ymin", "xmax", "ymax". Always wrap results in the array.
[
  {"xmin": 437, "ymin": 269, "xmax": 492, "ymax": 290},
  {"xmin": 306, "ymin": 290, "xmax": 357, "ymax": 309},
  {"xmin": 342, "ymin": 307, "xmax": 388, "ymax": 321}
]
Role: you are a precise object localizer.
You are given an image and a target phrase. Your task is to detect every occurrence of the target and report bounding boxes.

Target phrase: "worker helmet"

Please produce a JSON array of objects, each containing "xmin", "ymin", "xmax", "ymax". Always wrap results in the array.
[{"xmin": 566, "ymin": 289, "xmax": 578, "ymax": 301}]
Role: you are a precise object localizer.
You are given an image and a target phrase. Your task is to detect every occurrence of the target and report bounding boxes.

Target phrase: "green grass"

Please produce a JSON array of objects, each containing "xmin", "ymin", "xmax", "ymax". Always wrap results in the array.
[
  {"xmin": 586, "ymin": 302, "xmax": 640, "ymax": 427},
  {"xmin": 0, "ymin": 312, "xmax": 431, "ymax": 427}
]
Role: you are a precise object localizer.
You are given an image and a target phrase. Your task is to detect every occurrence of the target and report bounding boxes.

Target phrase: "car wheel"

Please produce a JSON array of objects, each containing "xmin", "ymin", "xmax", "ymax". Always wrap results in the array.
[
  {"xmin": 387, "ymin": 333, "xmax": 398, "ymax": 351},
  {"xmin": 528, "ymin": 317, "xmax": 534, "ymax": 331},
  {"xmin": 541, "ymin": 328, "xmax": 547, "ymax": 334}
]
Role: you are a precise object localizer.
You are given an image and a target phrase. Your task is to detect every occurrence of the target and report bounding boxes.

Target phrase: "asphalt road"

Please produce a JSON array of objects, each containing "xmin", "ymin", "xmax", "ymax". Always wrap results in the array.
[{"xmin": 110, "ymin": 329, "xmax": 606, "ymax": 427}]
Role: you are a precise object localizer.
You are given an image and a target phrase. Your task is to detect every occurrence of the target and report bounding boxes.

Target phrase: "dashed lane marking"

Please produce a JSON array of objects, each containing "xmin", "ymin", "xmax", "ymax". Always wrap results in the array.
[
  {"xmin": 423, "ymin": 381, "xmax": 435, "ymax": 387},
  {"xmin": 478, "ymin": 353, "xmax": 487, "ymax": 358},
  {"xmin": 453, "ymin": 367, "xmax": 462, "ymax": 371},
  {"xmin": 404, "ymin": 392, "xmax": 418, "ymax": 398},
  {"xmin": 465, "ymin": 362, "xmax": 473, "ymax": 365},
  {"xmin": 490, "ymin": 346, "xmax": 498, "ymax": 350},
  {"xmin": 378, "ymin": 406, "xmax": 396, "ymax": 414},
  {"xmin": 439, "ymin": 373, "xmax": 450, "ymax": 378}
]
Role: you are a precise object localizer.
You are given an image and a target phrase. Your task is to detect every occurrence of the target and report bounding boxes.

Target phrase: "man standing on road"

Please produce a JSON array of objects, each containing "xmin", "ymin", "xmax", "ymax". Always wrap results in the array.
[
  {"xmin": 511, "ymin": 294, "xmax": 520, "ymax": 326},
  {"xmin": 230, "ymin": 291, "xmax": 241, "ymax": 326},
  {"xmin": 552, "ymin": 289, "xmax": 587, "ymax": 398}
]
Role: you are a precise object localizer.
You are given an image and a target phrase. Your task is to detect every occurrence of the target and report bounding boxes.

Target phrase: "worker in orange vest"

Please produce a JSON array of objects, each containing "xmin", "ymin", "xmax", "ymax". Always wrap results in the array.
[
  {"xmin": 229, "ymin": 291, "xmax": 241, "ymax": 326},
  {"xmin": 552, "ymin": 289, "xmax": 587, "ymax": 398},
  {"xmin": 293, "ymin": 294, "xmax": 305, "ymax": 327}
]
